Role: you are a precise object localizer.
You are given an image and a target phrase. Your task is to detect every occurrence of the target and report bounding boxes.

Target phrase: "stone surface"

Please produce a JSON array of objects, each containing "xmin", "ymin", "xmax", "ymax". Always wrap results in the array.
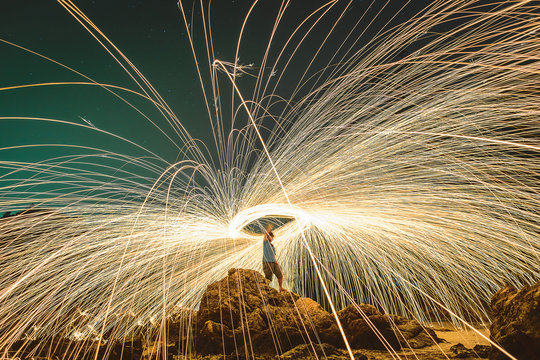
[
  {"xmin": 195, "ymin": 268, "xmax": 303, "ymax": 355},
  {"xmin": 337, "ymin": 304, "xmax": 440, "ymax": 350},
  {"xmin": 489, "ymin": 282, "xmax": 540, "ymax": 360},
  {"xmin": 473, "ymin": 345, "xmax": 491, "ymax": 358},
  {"xmin": 281, "ymin": 343, "xmax": 370, "ymax": 360},
  {"xmin": 167, "ymin": 306, "xmax": 197, "ymax": 354},
  {"xmin": 194, "ymin": 268, "xmax": 440, "ymax": 355},
  {"xmin": 7, "ymin": 268, "xmax": 465, "ymax": 359},
  {"xmin": 281, "ymin": 343, "xmax": 341, "ymax": 359},
  {"xmin": 450, "ymin": 343, "xmax": 490, "ymax": 358}
]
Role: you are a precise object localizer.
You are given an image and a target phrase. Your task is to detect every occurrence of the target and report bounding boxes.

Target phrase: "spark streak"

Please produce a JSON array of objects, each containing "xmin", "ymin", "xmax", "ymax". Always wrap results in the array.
[{"xmin": 0, "ymin": 0, "xmax": 539, "ymax": 359}]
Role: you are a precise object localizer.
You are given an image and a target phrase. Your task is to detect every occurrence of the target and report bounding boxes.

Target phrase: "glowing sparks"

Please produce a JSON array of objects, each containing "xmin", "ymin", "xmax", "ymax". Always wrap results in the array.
[{"xmin": 0, "ymin": 1, "xmax": 539, "ymax": 359}]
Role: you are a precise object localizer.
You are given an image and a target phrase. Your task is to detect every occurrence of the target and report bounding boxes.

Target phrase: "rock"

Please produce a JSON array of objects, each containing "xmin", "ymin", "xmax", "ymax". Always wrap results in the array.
[
  {"xmin": 195, "ymin": 268, "xmax": 302, "ymax": 355},
  {"xmin": 450, "ymin": 343, "xmax": 474, "ymax": 358},
  {"xmin": 489, "ymin": 282, "xmax": 540, "ymax": 360},
  {"xmin": 295, "ymin": 297, "xmax": 342, "ymax": 346},
  {"xmin": 473, "ymin": 345, "xmax": 491, "ymax": 358},
  {"xmin": 389, "ymin": 314, "xmax": 440, "ymax": 349},
  {"xmin": 281, "ymin": 343, "xmax": 340, "ymax": 359},
  {"xmin": 197, "ymin": 320, "xmax": 233, "ymax": 354},
  {"xmin": 9, "ymin": 337, "xmax": 108, "ymax": 360},
  {"xmin": 194, "ymin": 268, "xmax": 440, "ymax": 355},
  {"xmin": 449, "ymin": 343, "xmax": 490, "ymax": 358},
  {"xmin": 337, "ymin": 304, "xmax": 440, "ymax": 350},
  {"xmin": 166, "ymin": 306, "xmax": 196, "ymax": 354},
  {"xmin": 281, "ymin": 343, "xmax": 368, "ymax": 360},
  {"xmin": 337, "ymin": 304, "xmax": 400, "ymax": 349},
  {"xmin": 110, "ymin": 338, "xmax": 143, "ymax": 360}
]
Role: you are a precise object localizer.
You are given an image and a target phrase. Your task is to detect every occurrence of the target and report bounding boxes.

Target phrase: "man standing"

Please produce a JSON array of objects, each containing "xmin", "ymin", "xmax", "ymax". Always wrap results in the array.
[{"xmin": 262, "ymin": 223, "xmax": 285, "ymax": 291}]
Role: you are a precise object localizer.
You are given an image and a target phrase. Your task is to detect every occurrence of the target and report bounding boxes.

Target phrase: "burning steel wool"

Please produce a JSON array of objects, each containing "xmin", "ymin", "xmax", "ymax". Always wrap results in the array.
[{"xmin": 0, "ymin": 1, "xmax": 538, "ymax": 359}]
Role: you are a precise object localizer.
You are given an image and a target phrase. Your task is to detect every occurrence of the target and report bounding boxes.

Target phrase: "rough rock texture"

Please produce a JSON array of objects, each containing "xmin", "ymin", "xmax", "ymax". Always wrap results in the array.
[
  {"xmin": 6, "ymin": 268, "xmax": 451, "ymax": 359},
  {"xmin": 166, "ymin": 305, "xmax": 197, "ymax": 354},
  {"xmin": 450, "ymin": 343, "xmax": 490, "ymax": 358},
  {"xmin": 281, "ymin": 343, "xmax": 341, "ymax": 359},
  {"xmin": 489, "ymin": 282, "xmax": 540, "ymax": 360},
  {"xmin": 195, "ymin": 268, "xmax": 304, "ymax": 355},
  {"xmin": 110, "ymin": 339, "xmax": 144, "ymax": 360},
  {"xmin": 9, "ymin": 338, "xmax": 110, "ymax": 360},
  {"xmin": 337, "ymin": 304, "xmax": 440, "ymax": 350},
  {"xmin": 281, "ymin": 343, "xmax": 368, "ymax": 360},
  {"xmin": 195, "ymin": 268, "xmax": 440, "ymax": 355},
  {"xmin": 472, "ymin": 345, "xmax": 491, "ymax": 358}
]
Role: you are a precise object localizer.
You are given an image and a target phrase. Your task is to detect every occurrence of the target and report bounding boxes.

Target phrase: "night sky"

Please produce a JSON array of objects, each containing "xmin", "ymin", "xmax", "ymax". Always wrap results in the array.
[
  {"xmin": 0, "ymin": 0, "xmax": 433, "ymax": 206},
  {"xmin": 2, "ymin": 0, "xmax": 217, "ymax": 165}
]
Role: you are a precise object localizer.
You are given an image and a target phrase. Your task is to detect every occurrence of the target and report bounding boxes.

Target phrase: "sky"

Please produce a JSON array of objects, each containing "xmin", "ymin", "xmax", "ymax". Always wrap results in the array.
[
  {"xmin": 0, "ymin": 0, "xmax": 434, "ymax": 209},
  {"xmin": 1, "ymin": 1, "xmax": 214, "ymax": 164}
]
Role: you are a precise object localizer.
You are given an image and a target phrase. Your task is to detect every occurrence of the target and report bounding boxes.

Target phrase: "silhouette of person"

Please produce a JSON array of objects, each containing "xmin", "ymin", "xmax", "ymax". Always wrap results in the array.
[{"xmin": 262, "ymin": 223, "xmax": 285, "ymax": 291}]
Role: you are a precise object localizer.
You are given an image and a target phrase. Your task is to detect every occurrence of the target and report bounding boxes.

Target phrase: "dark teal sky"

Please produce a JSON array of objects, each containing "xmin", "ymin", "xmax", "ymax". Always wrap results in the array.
[
  {"xmin": 1, "ymin": 1, "xmax": 318, "ymax": 163},
  {"xmin": 1, "ymin": 0, "xmax": 424, "ymax": 161},
  {"xmin": 0, "ymin": 0, "xmax": 353, "ymax": 208},
  {"xmin": 0, "ymin": 0, "xmax": 435, "ymax": 207},
  {"xmin": 1, "ymin": 1, "xmax": 218, "ymax": 166}
]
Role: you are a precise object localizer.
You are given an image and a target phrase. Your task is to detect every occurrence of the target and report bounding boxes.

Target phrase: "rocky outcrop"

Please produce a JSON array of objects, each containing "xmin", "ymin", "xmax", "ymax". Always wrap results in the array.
[
  {"xmin": 281, "ymin": 343, "xmax": 368, "ymax": 360},
  {"xmin": 166, "ymin": 306, "xmax": 197, "ymax": 354},
  {"xmin": 450, "ymin": 343, "xmax": 490, "ymax": 358},
  {"xmin": 6, "ymin": 268, "xmax": 444, "ymax": 359},
  {"xmin": 195, "ymin": 268, "xmax": 440, "ymax": 355},
  {"xmin": 195, "ymin": 268, "xmax": 304, "ymax": 354},
  {"xmin": 489, "ymin": 282, "xmax": 540, "ymax": 360},
  {"xmin": 337, "ymin": 304, "xmax": 439, "ymax": 350}
]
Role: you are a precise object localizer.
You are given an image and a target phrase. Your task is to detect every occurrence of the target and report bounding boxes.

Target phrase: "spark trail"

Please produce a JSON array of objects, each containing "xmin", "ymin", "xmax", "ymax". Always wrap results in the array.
[{"xmin": 0, "ymin": 0, "xmax": 539, "ymax": 359}]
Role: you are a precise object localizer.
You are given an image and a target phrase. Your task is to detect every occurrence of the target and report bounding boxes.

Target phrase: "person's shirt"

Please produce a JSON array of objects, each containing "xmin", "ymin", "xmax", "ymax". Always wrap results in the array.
[{"xmin": 262, "ymin": 232, "xmax": 276, "ymax": 262}]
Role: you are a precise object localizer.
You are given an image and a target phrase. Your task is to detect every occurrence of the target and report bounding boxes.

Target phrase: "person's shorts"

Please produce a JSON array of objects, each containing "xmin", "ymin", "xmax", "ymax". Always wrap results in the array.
[{"xmin": 262, "ymin": 261, "xmax": 282, "ymax": 280}]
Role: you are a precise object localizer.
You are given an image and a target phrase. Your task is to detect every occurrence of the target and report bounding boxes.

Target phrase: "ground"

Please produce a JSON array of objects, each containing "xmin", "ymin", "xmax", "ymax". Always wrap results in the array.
[
  {"xmin": 361, "ymin": 323, "xmax": 490, "ymax": 360},
  {"xmin": 189, "ymin": 322, "xmax": 491, "ymax": 359}
]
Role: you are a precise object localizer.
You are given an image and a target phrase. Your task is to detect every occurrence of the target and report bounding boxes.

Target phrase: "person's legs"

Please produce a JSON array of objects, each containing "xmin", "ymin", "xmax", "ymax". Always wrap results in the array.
[
  {"xmin": 277, "ymin": 276, "xmax": 284, "ymax": 291},
  {"xmin": 262, "ymin": 262, "xmax": 273, "ymax": 281},
  {"xmin": 272, "ymin": 262, "xmax": 285, "ymax": 291}
]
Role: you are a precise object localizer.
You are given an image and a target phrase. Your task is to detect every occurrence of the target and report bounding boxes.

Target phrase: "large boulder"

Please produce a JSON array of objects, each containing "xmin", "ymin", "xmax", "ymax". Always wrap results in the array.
[
  {"xmin": 195, "ymin": 269, "xmax": 314, "ymax": 354},
  {"xmin": 195, "ymin": 268, "xmax": 440, "ymax": 355},
  {"xmin": 337, "ymin": 304, "xmax": 440, "ymax": 350},
  {"xmin": 195, "ymin": 268, "xmax": 303, "ymax": 354},
  {"xmin": 489, "ymin": 282, "xmax": 540, "ymax": 360}
]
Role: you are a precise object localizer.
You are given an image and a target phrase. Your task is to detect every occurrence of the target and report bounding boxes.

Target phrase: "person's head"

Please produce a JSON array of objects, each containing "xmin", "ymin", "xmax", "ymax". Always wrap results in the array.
[{"xmin": 264, "ymin": 223, "xmax": 274, "ymax": 241}]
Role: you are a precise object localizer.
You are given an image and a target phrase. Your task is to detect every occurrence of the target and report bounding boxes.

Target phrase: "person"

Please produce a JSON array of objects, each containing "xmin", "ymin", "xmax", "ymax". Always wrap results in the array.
[{"xmin": 262, "ymin": 223, "xmax": 285, "ymax": 291}]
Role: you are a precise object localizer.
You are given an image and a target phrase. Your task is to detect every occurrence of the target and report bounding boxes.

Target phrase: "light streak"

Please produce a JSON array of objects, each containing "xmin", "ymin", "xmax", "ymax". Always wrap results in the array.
[{"xmin": 0, "ymin": 0, "xmax": 539, "ymax": 359}]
